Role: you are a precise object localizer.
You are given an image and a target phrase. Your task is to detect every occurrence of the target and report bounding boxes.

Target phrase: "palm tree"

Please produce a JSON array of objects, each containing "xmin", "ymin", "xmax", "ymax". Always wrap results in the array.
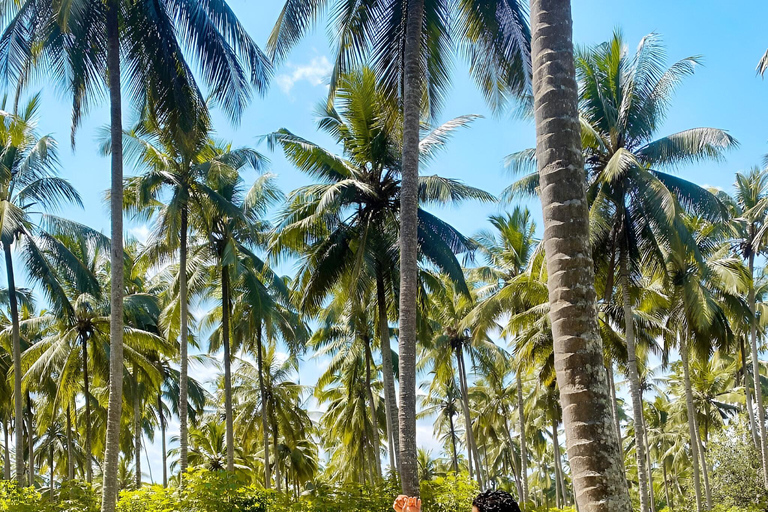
[
  {"xmin": 527, "ymin": 1, "xmax": 631, "ymax": 509},
  {"xmin": 418, "ymin": 380, "xmax": 463, "ymax": 475},
  {"xmin": 269, "ymin": 67, "xmax": 493, "ymax": 477},
  {"xmin": 268, "ymin": 2, "xmax": 531, "ymax": 493},
  {"xmin": 0, "ymin": 1, "xmax": 270, "ymax": 506}
]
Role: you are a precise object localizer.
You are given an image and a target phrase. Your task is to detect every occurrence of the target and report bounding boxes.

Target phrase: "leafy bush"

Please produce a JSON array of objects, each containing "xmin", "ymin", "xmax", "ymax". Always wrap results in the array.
[
  {"xmin": 56, "ymin": 480, "xmax": 100, "ymax": 512},
  {"xmin": 421, "ymin": 473, "xmax": 478, "ymax": 512},
  {"xmin": 0, "ymin": 481, "xmax": 43, "ymax": 512},
  {"xmin": 117, "ymin": 485, "xmax": 180, "ymax": 512},
  {"xmin": 181, "ymin": 469, "xmax": 272, "ymax": 512},
  {"xmin": 708, "ymin": 423, "xmax": 768, "ymax": 509},
  {"xmin": 285, "ymin": 479, "xmax": 399, "ymax": 512}
]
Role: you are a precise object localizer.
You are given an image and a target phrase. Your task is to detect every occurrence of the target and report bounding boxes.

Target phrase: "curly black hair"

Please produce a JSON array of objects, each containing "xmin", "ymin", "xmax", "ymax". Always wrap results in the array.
[{"xmin": 472, "ymin": 490, "xmax": 521, "ymax": 512}]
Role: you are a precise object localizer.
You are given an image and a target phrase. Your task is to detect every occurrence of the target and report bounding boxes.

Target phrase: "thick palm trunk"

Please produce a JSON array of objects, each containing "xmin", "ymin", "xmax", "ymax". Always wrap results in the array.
[
  {"xmin": 3, "ymin": 417, "xmax": 10, "ymax": 480},
  {"xmin": 25, "ymin": 395, "xmax": 33, "ymax": 486},
  {"xmin": 159, "ymin": 393, "xmax": 167, "ymax": 487},
  {"xmin": 397, "ymin": 0, "xmax": 425, "ymax": 496},
  {"xmin": 620, "ymin": 254, "xmax": 651, "ymax": 512},
  {"xmin": 680, "ymin": 337, "xmax": 703, "ymax": 512},
  {"xmin": 101, "ymin": 0, "xmax": 125, "ymax": 509},
  {"xmin": 81, "ymin": 336, "xmax": 92, "ymax": 483},
  {"xmin": 364, "ymin": 336, "xmax": 383, "ymax": 479},
  {"xmin": 517, "ymin": 372, "xmax": 529, "ymax": 507},
  {"xmin": 179, "ymin": 205, "xmax": 190, "ymax": 481},
  {"xmin": 256, "ymin": 326, "xmax": 272, "ymax": 488},
  {"xmin": 741, "ymin": 336, "xmax": 759, "ymax": 447},
  {"xmin": 529, "ymin": 1, "xmax": 631, "ymax": 509},
  {"xmin": 221, "ymin": 265, "xmax": 234, "ymax": 472},
  {"xmin": 66, "ymin": 405, "xmax": 73, "ymax": 481},
  {"xmin": 134, "ymin": 372, "xmax": 141, "ymax": 489},
  {"xmin": 376, "ymin": 268, "xmax": 399, "ymax": 474},
  {"xmin": 4, "ymin": 245, "xmax": 24, "ymax": 486},
  {"xmin": 748, "ymin": 253, "xmax": 768, "ymax": 487}
]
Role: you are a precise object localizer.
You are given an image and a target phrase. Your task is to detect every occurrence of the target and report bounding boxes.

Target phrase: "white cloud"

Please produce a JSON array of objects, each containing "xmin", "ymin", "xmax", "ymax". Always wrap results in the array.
[
  {"xmin": 276, "ymin": 56, "xmax": 333, "ymax": 95},
  {"xmin": 128, "ymin": 224, "xmax": 150, "ymax": 244}
]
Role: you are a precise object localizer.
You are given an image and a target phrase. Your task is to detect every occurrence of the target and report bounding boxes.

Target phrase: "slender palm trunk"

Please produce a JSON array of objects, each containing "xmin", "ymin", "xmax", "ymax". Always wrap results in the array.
[
  {"xmin": 741, "ymin": 336, "xmax": 759, "ymax": 447},
  {"xmin": 4, "ymin": 245, "xmax": 24, "ymax": 486},
  {"xmin": 3, "ymin": 417, "xmax": 10, "ymax": 480},
  {"xmin": 49, "ymin": 444, "xmax": 54, "ymax": 501},
  {"xmin": 607, "ymin": 364, "xmax": 623, "ymax": 446},
  {"xmin": 552, "ymin": 419, "xmax": 567, "ymax": 508},
  {"xmin": 256, "ymin": 325, "xmax": 272, "ymax": 488},
  {"xmin": 644, "ymin": 425, "xmax": 655, "ymax": 512},
  {"xmin": 448, "ymin": 411, "xmax": 459, "ymax": 474},
  {"xmin": 376, "ymin": 268, "xmax": 399, "ymax": 474},
  {"xmin": 159, "ymin": 393, "xmax": 167, "ymax": 487},
  {"xmin": 504, "ymin": 417, "xmax": 524, "ymax": 504},
  {"xmin": 748, "ymin": 253, "xmax": 768, "ymax": 487},
  {"xmin": 457, "ymin": 346, "xmax": 483, "ymax": 487},
  {"xmin": 364, "ymin": 336, "xmax": 382, "ymax": 479},
  {"xmin": 529, "ymin": 1, "xmax": 631, "ymax": 509},
  {"xmin": 272, "ymin": 414, "xmax": 281, "ymax": 493},
  {"xmin": 680, "ymin": 337, "xmax": 703, "ymax": 512},
  {"xmin": 101, "ymin": 0, "xmax": 125, "ymax": 509},
  {"xmin": 397, "ymin": 0, "xmax": 425, "ymax": 496},
  {"xmin": 517, "ymin": 372, "xmax": 529, "ymax": 508},
  {"xmin": 134, "ymin": 372, "xmax": 141, "ymax": 489},
  {"xmin": 221, "ymin": 265, "xmax": 234, "ymax": 472},
  {"xmin": 81, "ymin": 336, "xmax": 92, "ymax": 483},
  {"xmin": 663, "ymin": 463, "xmax": 672, "ymax": 509},
  {"xmin": 695, "ymin": 419, "xmax": 711, "ymax": 509},
  {"xmin": 620, "ymin": 251, "xmax": 651, "ymax": 512},
  {"xmin": 179, "ymin": 205, "xmax": 190, "ymax": 481},
  {"xmin": 25, "ymin": 394, "xmax": 33, "ymax": 486},
  {"xmin": 66, "ymin": 405, "xmax": 73, "ymax": 481}
]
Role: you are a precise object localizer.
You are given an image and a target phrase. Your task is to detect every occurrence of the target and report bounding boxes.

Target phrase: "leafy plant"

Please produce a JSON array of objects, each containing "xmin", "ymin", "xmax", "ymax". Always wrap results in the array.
[{"xmin": 421, "ymin": 474, "xmax": 479, "ymax": 512}]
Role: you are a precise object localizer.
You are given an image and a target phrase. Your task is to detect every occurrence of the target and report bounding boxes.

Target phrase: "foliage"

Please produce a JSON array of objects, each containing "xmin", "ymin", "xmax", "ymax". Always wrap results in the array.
[
  {"xmin": 181, "ymin": 470, "xmax": 273, "ymax": 512},
  {"xmin": 420, "ymin": 474, "xmax": 479, "ymax": 512},
  {"xmin": 282, "ymin": 480, "xmax": 400, "ymax": 512},
  {"xmin": 117, "ymin": 486, "xmax": 179, "ymax": 512},
  {"xmin": 0, "ymin": 481, "xmax": 43, "ymax": 512},
  {"xmin": 707, "ymin": 424, "xmax": 768, "ymax": 509},
  {"xmin": 56, "ymin": 480, "xmax": 100, "ymax": 512}
]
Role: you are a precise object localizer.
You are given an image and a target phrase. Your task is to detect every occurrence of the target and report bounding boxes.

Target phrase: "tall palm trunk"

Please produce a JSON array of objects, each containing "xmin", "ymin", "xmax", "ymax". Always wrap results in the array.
[
  {"xmin": 101, "ymin": 0, "xmax": 126, "ymax": 509},
  {"xmin": 552, "ymin": 419, "xmax": 567, "ymax": 508},
  {"xmin": 25, "ymin": 394, "xmax": 33, "ymax": 486},
  {"xmin": 364, "ymin": 336, "xmax": 382, "ymax": 478},
  {"xmin": 272, "ymin": 414, "xmax": 281, "ymax": 493},
  {"xmin": 607, "ymin": 364, "xmax": 623, "ymax": 445},
  {"xmin": 221, "ymin": 264, "xmax": 234, "ymax": 472},
  {"xmin": 256, "ymin": 325, "xmax": 271, "ymax": 488},
  {"xmin": 49, "ymin": 444, "xmax": 54, "ymax": 501},
  {"xmin": 376, "ymin": 267, "xmax": 399, "ymax": 474},
  {"xmin": 662, "ymin": 463, "xmax": 672, "ymax": 509},
  {"xmin": 620, "ymin": 250, "xmax": 651, "ymax": 512},
  {"xmin": 741, "ymin": 336, "xmax": 759, "ymax": 447},
  {"xmin": 66, "ymin": 405, "xmax": 73, "ymax": 481},
  {"xmin": 158, "ymin": 393, "xmax": 167, "ymax": 487},
  {"xmin": 397, "ymin": 0, "xmax": 425, "ymax": 496},
  {"xmin": 517, "ymin": 371, "xmax": 528, "ymax": 507},
  {"xmin": 695, "ymin": 418, "xmax": 711, "ymax": 509},
  {"xmin": 81, "ymin": 336, "xmax": 92, "ymax": 483},
  {"xmin": 529, "ymin": 1, "xmax": 631, "ymax": 509},
  {"xmin": 504, "ymin": 416, "xmax": 524, "ymax": 504},
  {"xmin": 748, "ymin": 253, "xmax": 768, "ymax": 487},
  {"xmin": 179, "ymin": 205, "xmax": 190, "ymax": 481},
  {"xmin": 680, "ymin": 337, "xmax": 703, "ymax": 512},
  {"xmin": 644, "ymin": 424, "xmax": 655, "ymax": 512},
  {"xmin": 134, "ymin": 371, "xmax": 141, "ymax": 489},
  {"xmin": 3, "ymin": 417, "xmax": 10, "ymax": 480},
  {"xmin": 4, "ymin": 244, "xmax": 23, "ymax": 486},
  {"xmin": 456, "ymin": 345, "xmax": 483, "ymax": 487}
]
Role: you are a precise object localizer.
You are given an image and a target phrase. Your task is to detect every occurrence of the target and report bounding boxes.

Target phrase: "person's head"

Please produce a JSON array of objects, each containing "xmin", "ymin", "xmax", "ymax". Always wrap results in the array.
[{"xmin": 471, "ymin": 490, "xmax": 521, "ymax": 512}]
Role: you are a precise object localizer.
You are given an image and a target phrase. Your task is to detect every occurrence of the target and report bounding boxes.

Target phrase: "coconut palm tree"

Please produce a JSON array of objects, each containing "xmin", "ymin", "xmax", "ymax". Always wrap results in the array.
[
  {"xmin": 418, "ymin": 380, "xmax": 463, "ymax": 475},
  {"xmin": 527, "ymin": 1, "xmax": 630, "ymax": 509},
  {"xmin": 0, "ymin": 1, "xmax": 270, "ymax": 505},
  {"xmin": 268, "ymin": 3, "xmax": 530, "ymax": 492},
  {"xmin": 268, "ymin": 67, "xmax": 493, "ymax": 477}
]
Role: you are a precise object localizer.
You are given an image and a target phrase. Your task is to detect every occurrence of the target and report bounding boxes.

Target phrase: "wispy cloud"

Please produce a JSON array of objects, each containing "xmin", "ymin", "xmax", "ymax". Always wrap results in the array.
[
  {"xmin": 275, "ymin": 56, "xmax": 333, "ymax": 95},
  {"xmin": 128, "ymin": 224, "xmax": 150, "ymax": 244}
]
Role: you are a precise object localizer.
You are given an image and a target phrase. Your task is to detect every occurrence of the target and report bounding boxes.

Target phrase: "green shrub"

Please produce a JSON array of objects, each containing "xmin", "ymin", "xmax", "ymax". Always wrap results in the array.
[
  {"xmin": 0, "ymin": 481, "xmax": 43, "ymax": 512},
  {"xmin": 181, "ymin": 469, "xmax": 273, "ymax": 512},
  {"xmin": 117, "ymin": 485, "xmax": 180, "ymax": 512},
  {"xmin": 286, "ymin": 480, "xmax": 399, "ymax": 512},
  {"xmin": 56, "ymin": 480, "xmax": 100, "ymax": 512},
  {"xmin": 708, "ymin": 424, "xmax": 768, "ymax": 509},
  {"xmin": 421, "ymin": 474, "xmax": 478, "ymax": 512}
]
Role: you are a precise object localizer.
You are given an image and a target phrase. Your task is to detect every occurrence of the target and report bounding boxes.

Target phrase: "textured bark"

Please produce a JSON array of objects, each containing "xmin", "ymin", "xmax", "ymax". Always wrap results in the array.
[
  {"xmin": 179, "ymin": 205, "xmax": 190, "ymax": 481},
  {"xmin": 620, "ymin": 252, "xmax": 650, "ymax": 512},
  {"xmin": 376, "ymin": 268, "xmax": 399, "ymax": 474},
  {"xmin": 81, "ymin": 336, "xmax": 92, "ymax": 483},
  {"xmin": 256, "ymin": 325, "xmax": 272, "ymax": 488},
  {"xmin": 517, "ymin": 372, "xmax": 529, "ymax": 507},
  {"xmin": 529, "ymin": 0, "xmax": 631, "ymax": 509},
  {"xmin": 4, "ymin": 245, "xmax": 23, "ymax": 486},
  {"xmin": 159, "ymin": 393, "xmax": 167, "ymax": 487},
  {"xmin": 748, "ymin": 253, "xmax": 768, "ymax": 487},
  {"xmin": 221, "ymin": 265, "xmax": 234, "ymax": 472},
  {"xmin": 364, "ymin": 336, "xmax": 383, "ymax": 478},
  {"xmin": 741, "ymin": 336, "xmax": 759, "ymax": 448},
  {"xmin": 134, "ymin": 374, "xmax": 141, "ymax": 489},
  {"xmin": 397, "ymin": 0, "xmax": 425, "ymax": 496},
  {"xmin": 100, "ymin": 0, "xmax": 125, "ymax": 509},
  {"xmin": 680, "ymin": 338, "xmax": 703, "ymax": 512}
]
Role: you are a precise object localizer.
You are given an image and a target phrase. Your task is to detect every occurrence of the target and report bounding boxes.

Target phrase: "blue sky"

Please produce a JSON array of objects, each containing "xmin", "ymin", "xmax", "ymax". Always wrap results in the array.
[{"xmin": 8, "ymin": 0, "xmax": 768, "ymax": 482}]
